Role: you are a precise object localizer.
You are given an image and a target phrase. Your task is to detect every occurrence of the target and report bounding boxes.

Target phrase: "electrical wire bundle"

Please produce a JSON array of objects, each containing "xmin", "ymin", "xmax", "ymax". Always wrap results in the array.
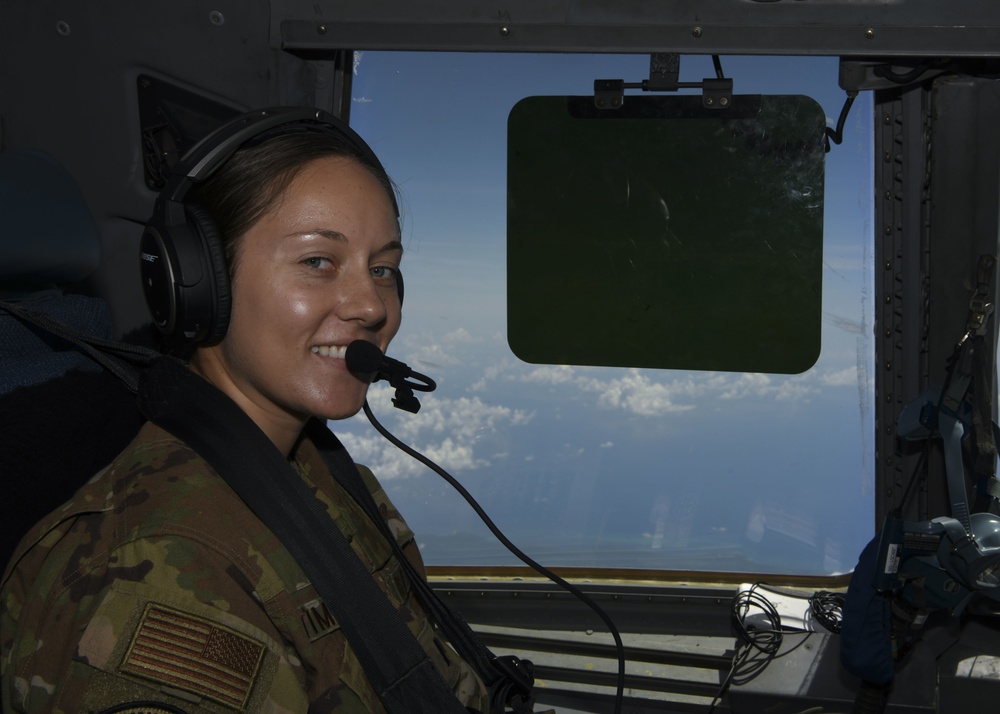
[
  {"xmin": 810, "ymin": 590, "xmax": 846, "ymax": 634},
  {"xmin": 708, "ymin": 583, "xmax": 846, "ymax": 712}
]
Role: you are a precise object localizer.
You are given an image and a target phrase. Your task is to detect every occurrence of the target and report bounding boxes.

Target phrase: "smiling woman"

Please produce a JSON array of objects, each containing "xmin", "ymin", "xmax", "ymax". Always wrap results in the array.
[
  {"xmin": 0, "ymin": 109, "xmax": 497, "ymax": 713},
  {"xmin": 190, "ymin": 155, "xmax": 404, "ymax": 451}
]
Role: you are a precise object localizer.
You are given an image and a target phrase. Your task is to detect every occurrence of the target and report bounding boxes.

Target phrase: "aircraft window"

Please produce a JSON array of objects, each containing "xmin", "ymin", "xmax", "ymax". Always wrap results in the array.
[{"xmin": 343, "ymin": 52, "xmax": 874, "ymax": 577}]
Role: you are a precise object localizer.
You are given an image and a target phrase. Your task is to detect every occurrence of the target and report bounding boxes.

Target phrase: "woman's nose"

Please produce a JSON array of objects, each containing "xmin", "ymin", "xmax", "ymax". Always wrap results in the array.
[{"xmin": 334, "ymin": 268, "xmax": 387, "ymax": 326}]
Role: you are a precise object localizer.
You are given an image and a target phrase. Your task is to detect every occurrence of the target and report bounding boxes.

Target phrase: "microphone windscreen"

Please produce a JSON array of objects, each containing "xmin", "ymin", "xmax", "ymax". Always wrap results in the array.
[{"xmin": 345, "ymin": 340, "xmax": 384, "ymax": 373}]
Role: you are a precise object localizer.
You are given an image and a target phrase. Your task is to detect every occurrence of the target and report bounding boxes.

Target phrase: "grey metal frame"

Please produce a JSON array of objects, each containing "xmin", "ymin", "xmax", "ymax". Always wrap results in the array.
[
  {"xmin": 875, "ymin": 78, "xmax": 1000, "ymax": 525},
  {"xmin": 874, "ymin": 83, "xmax": 933, "ymax": 523},
  {"xmin": 272, "ymin": 0, "xmax": 1000, "ymax": 57}
]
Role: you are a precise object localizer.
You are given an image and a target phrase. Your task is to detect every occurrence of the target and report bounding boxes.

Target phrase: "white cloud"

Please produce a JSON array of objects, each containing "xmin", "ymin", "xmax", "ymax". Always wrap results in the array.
[
  {"xmin": 500, "ymin": 361, "xmax": 840, "ymax": 414},
  {"xmin": 380, "ymin": 328, "xmax": 859, "ymax": 424},
  {"xmin": 405, "ymin": 341, "xmax": 463, "ymax": 368},
  {"xmin": 773, "ymin": 379, "xmax": 819, "ymax": 402},
  {"xmin": 337, "ymin": 430, "xmax": 416, "ymax": 480},
  {"xmin": 398, "ymin": 328, "xmax": 491, "ymax": 369},
  {"xmin": 587, "ymin": 370, "xmax": 696, "ymax": 416},
  {"xmin": 470, "ymin": 359, "xmax": 516, "ymax": 392},
  {"xmin": 718, "ymin": 373, "xmax": 772, "ymax": 400},
  {"xmin": 521, "ymin": 364, "xmax": 576, "ymax": 385},
  {"xmin": 821, "ymin": 366, "xmax": 860, "ymax": 387},
  {"xmin": 336, "ymin": 384, "xmax": 535, "ymax": 481}
]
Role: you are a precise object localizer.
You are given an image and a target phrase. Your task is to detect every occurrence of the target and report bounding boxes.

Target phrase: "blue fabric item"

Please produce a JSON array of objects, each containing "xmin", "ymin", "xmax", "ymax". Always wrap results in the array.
[
  {"xmin": 0, "ymin": 291, "xmax": 113, "ymax": 395},
  {"xmin": 840, "ymin": 534, "xmax": 896, "ymax": 685},
  {"xmin": 0, "ymin": 148, "xmax": 111, "ymax": 394},
  {"xmin": 0, "ymin": 148, "xmax": 100, "ymax": 286}
]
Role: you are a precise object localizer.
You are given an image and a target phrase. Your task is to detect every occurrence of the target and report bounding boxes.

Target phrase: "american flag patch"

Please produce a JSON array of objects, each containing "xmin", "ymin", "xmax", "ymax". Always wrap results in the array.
[{"xmin": 121, "ymin": 603, "xmax": 265, "ymax": 710}]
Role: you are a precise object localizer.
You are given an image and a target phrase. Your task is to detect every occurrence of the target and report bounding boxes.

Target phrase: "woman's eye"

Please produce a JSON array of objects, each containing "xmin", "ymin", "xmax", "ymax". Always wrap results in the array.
[
  {"xmin": 371, "ymin": 265, "xmax": 397, "ymax": 281},
  {"xmin": 303, "ymin": 256, "xmax": 332, "ymax": 269}
]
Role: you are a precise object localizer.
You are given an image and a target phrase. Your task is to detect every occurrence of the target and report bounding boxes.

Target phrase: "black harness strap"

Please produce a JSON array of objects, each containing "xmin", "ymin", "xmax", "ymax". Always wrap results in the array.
[
  {"xmin": 137, "ymin": 357, "xmax": 470, "ymax": 714},
  {"xmin": 306, "ymin": 421, "xmax": 537, "ymax": 714}
]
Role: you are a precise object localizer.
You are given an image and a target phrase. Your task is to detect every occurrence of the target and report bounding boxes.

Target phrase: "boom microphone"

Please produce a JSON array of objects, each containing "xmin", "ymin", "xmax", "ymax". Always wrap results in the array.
[
  {"xmin": 345, "ymin": 340, "xmax": 436, "ymax": 413},
  {"xmin": 344, "ymin": 339, "xmax": 383, "ymax": 373}
]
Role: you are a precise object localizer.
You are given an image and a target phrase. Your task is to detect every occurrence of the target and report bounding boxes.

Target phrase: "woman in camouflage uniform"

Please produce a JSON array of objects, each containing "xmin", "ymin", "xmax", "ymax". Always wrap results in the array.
[{"xmin": 1, "ymin": 111, "xmax": 489, "ymax": 713}]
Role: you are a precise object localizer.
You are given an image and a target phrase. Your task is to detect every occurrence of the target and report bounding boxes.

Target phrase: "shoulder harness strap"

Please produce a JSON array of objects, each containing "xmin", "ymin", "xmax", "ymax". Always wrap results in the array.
[{"xmin": 137, "ymin": 357, "xmax": 471, "ymax": 714}]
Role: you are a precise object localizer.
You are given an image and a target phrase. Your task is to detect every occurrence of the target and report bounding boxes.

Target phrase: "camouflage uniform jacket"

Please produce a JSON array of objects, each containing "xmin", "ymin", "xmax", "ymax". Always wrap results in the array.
[{"xmin": 1, "ymin": 421, "xmax": 489, "ymax": 713}]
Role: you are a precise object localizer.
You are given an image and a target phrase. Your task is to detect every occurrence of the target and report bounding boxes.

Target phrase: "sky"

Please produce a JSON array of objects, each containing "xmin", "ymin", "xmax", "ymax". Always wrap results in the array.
[{"xmin": 335, "ymin": 51, "xmax": 875, "ymax": 577}]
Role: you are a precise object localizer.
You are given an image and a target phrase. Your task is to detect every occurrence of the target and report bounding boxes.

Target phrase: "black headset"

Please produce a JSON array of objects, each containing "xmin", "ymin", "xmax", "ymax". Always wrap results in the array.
[{"xmin": 140, "ymin": 106, "xmax": 402, "ymax": 345}]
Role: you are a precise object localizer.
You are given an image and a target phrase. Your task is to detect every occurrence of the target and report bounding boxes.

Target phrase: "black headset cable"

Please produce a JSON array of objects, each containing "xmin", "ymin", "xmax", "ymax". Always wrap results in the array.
[{"xmin": 362, "ymin": 399, "xmax": 627, "ymax": 714}]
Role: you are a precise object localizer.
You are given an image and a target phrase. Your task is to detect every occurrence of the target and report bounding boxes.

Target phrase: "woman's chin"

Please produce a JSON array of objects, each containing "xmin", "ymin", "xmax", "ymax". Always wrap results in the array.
[{"xmin": 312, "ymin": 396, "xmax": 367, "ymax": 422}]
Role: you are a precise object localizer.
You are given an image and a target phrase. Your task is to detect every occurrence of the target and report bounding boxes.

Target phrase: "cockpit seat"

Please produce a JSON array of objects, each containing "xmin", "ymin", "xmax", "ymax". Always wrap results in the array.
[
  {"xmin": 0, "ymin": 148, "xmax": 112, "ymax": 392},
  {"xmin": 0, "ymin": 148, "xmax": 144, "ymax": 570}
]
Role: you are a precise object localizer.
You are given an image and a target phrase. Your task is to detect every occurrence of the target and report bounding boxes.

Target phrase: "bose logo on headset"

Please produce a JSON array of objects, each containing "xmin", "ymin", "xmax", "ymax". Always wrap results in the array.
[{"xmin": 140, "ymin": 106, "xmax": 402, "ymax": 345}]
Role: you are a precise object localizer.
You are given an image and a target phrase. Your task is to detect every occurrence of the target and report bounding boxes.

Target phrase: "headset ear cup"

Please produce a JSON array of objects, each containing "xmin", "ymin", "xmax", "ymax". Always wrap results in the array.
[{"xmin": 186, "ymin": 203, "xmax": 232, "ymax": 344}]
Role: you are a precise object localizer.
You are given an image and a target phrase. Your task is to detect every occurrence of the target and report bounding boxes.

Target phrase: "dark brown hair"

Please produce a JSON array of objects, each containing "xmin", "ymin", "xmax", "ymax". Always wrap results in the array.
[{"xmin": 190, "ymin": 130, "xmax": 399, "ymax": 276}]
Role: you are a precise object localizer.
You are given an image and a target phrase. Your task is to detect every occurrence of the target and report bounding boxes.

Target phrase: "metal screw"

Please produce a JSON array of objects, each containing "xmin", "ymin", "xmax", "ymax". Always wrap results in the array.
[
  {"xmin": 692, "ymin": 26, "xmax": 703, "ymax": 38},
  {"xmin": 705, "ymin": 97, "xmax": 715, "ymax": 106},
  {"xmin": 865, "ymin": 28, "xmax": 875, "ymax": 39},
  {"xmin": 500, "ymin": 24, "xmax": 511, "ymax": 36},
  {"xmin": 317, "ymin": 24, "xmax": 327, "ymax": 35},
  {"xmin": 56, "ymin": 20, "xmax": 70, "ymax": 36},
  {"xmin": 720, "ymin": 97, "xmax": 729, "ymax": 107},
  {"xmin": 611, "ymin": 97, "xmax": 621, "ymax": 108},
  {"xmin": 209, "ymin": 10, "xmax": 225, "ymax": 26}
]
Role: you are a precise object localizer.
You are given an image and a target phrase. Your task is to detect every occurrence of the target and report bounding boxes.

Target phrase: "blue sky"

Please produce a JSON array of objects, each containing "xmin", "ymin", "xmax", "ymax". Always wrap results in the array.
[{"xmin": 336, "ymin": 51, "xmax": 874, "ymax": 576}]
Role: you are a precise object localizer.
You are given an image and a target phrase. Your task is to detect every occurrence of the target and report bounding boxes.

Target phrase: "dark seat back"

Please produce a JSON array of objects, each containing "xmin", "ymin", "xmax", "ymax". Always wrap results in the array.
[
  {"xmin": 0, "ymin": 148, "xmax": 112, "ymax": 392},
  {"xmin": 0, "ymin": 149, "xmax": 144, "ymax": 571}
]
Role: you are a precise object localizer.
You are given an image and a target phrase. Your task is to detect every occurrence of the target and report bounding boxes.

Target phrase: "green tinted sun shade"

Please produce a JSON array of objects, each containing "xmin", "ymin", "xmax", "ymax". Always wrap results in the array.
[{"xmin": 507, "ymin": 94, "xmax": 825, "ymax": 374}]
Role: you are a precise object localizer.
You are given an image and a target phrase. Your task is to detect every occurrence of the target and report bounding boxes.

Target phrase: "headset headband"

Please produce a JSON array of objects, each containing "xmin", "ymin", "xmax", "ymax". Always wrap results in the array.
[{"xmin": 160, "ymin": 106, "xmax": 398, "ymax": 222}]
